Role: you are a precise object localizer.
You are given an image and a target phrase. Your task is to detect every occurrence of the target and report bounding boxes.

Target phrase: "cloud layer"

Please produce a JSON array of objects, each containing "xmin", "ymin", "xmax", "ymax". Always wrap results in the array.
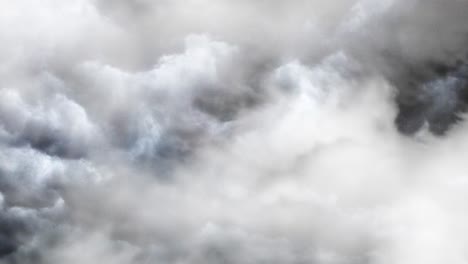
[{"xmin": 2, "ymin": 0, "xmax": 468, "ymax": 263}]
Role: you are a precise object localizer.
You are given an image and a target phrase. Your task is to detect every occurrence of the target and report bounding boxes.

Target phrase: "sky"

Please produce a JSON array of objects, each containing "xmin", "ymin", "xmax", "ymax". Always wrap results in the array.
[{"xmin": 1, "ymin": 0, "xmax": 468, "ymax": 263}]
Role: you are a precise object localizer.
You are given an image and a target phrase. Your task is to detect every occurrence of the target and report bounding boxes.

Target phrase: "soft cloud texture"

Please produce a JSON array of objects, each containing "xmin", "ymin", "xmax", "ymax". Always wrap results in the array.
[{"xmin": 2, "ymin": 0, "xmax": 468, "ymax": 263}]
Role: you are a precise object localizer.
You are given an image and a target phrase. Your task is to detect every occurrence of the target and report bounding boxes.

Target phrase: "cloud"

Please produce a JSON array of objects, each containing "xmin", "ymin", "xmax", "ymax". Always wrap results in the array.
[{"xmin": 2, "ymin": 0, "xmax": 468, "ymax": 263}]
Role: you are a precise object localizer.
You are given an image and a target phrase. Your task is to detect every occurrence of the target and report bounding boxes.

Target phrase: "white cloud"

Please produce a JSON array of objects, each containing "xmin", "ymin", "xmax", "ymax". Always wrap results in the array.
[{"xmin": 2, "ymin": 0, "xmax": 468, "ymax": 263}]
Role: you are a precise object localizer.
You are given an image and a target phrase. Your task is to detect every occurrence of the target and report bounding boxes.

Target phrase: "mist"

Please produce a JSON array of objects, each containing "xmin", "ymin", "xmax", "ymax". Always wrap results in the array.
[{"xmin": 2, "ymin": 0, "xmax": 468, "ymax": 263}]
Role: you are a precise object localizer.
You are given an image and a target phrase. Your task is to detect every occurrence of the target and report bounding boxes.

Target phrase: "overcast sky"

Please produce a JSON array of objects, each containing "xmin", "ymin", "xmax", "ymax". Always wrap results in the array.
[{"xmin": 2, "ymin": 0, "xmax": 468, "ymax": 263}]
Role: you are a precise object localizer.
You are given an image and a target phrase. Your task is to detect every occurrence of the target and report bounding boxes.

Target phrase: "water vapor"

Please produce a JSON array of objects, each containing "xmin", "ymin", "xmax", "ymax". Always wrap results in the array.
[{"xmin": 2, "ymin": 0, "xmax": 468, "ymax": 263}]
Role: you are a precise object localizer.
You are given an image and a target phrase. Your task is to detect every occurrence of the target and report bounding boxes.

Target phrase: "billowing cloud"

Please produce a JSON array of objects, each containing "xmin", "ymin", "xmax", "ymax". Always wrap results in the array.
[{"xmin": 2, "ymin": 0, "xmax": 468, "ymax": 263}]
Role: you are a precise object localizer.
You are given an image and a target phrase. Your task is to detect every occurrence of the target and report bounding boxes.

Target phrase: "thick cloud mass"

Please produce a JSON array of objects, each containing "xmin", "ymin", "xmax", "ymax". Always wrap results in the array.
[{"xmin": 2, "ymin": 0, "xmax": 468, "ymax": 263}]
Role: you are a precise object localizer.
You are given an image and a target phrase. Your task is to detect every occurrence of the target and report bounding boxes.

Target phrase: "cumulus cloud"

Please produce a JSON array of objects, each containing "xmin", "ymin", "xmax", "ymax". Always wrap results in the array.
[{"xmin": 2, "ymin": 0, "xmax": 468, "ymax": 263}]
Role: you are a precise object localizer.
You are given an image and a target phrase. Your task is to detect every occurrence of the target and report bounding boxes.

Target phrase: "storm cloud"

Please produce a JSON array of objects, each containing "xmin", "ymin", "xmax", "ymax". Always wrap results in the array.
[{"xmin": 2, "ymin": 0, "xmax": 468, "ymax": 263}]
